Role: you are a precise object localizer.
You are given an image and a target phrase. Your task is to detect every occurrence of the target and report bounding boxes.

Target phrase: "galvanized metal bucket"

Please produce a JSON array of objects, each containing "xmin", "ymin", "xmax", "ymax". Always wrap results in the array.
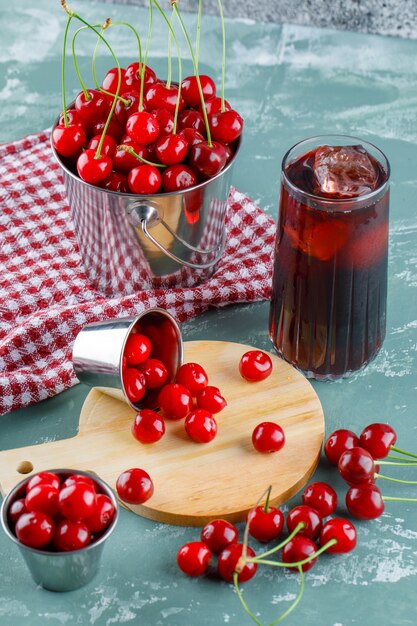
[{"xmin": 51, "ymin": 115, "xmax": 240, "ymax": 297}]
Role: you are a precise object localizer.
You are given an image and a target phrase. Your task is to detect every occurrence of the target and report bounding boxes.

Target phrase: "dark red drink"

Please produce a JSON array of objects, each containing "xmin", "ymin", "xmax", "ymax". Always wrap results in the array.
[{"xmin": 269, "ymin": 137, "xmax": 390, "ymax": 379}]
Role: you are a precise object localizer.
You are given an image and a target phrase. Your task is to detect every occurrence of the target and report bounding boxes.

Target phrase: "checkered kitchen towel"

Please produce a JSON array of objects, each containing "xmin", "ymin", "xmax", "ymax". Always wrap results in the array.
[{"xmin": 0, "ymin": 131, "xmax": 275, "ymax": 416}]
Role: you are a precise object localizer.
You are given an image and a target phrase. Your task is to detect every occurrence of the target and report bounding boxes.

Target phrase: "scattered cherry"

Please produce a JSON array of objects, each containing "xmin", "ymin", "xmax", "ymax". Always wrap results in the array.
[
  {"xmin": 176, "ymin": 362, "xmax": 208, "ymax": 395},
  {"xmin": 158, "ymin": 383, "xmax": 192, "ymax": 420},
  {"xmin": 54, "ymin": 520, "xmax": 91, "ymax": 552},
  {"xmin": 338, "ymin": 446, "xmax": 375, "ymax": 486},
  {"xmin": 359, "ymin": 423, "xmax": 397, "ymax": 459},
  {"xmin": 346, "ymin": 484, "xmax": 385, "ymax": 520},
  {"xmin": 302, "ymin": 482, "xmax": 338, "ymax": 518},
  {"xmin": 324, "ymin": 429, "xmax": 360, "ymax": 466},
  {"xmin": 319, "ymin": 518, "xmax": 357, "ymax": 554},
  {"xmin": 252, "ymin": 422, "xmax": 285, "ymax": 453},
  {"xmin": 116, "ymin": 468, "xmax": 154, "ymax": 504},
  {"xmin": 15, "ymin": 512, "xmax": 55, "ymax": 549},
  {"xmin": 218, "ymin": 543, "xmax": 257, "ymax": 583},
  {"xmin": 201, "ymin": 519, "xmax": 238, "ymax": 554},
  {"xmin": 177, "ymin": 541, "xmax": 212, "ymax": 577},
  {"xmin": 239, "ymin": 350, "xmax": 273, "ymax": 382},
  {"xmin": 281, "ymin": 536, "xmax": 317, "ymax": 572},
  {"xmin": 185, "ymin": 409, "xmax": 217, "ymax": 443},
  {"xmin": 286, "ymin": 505, "xmax": 322, "ymax": 540},
  {"xmin": 247, "ymin": 504, "xmax": 284, "ymax": 543},
  {"xmin": 196, "ymin": 386, "xmax": 227, "ymax": 414},
  {"xmin": 132, "ymin": 409, "xmax": 165, "ymax": 443}
]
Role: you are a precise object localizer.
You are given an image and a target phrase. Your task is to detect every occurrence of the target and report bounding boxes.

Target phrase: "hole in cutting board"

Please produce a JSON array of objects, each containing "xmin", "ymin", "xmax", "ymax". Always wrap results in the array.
[{"xmin": 17, "ymin": 461, "xmax": 33, "ymax": 474}]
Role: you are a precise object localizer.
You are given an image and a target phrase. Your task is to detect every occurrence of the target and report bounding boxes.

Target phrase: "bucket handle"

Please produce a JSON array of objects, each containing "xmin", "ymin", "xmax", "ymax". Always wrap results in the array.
[{"xmin": 130, "ymin": 203, "xmax": 227, "ymax": 270}]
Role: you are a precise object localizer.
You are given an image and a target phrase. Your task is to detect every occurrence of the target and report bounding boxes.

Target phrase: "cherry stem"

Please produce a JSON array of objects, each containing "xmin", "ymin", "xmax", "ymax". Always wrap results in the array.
[
  {"xmin": 166, "ymin": 10, "xmax": 174, "ymax": 88},
  {"xmin": 232, "ymin": 572, "xmax": 263, "ymax": 626},
  {"xmin": 254, "ymin": 522, "xmax": 305, "ymax": 562},
  {"xmin": 242, "ymin": 486, "xmax": 272, "ymax": 563},
  {"xmin": 248, "ymin": 539, "xmax": 338, "ymax": 569},
  {"xmin": 391, "ymin": 446, "xmax": 417, "ymax": 460},
  {"xmin": 379, "ymin": 461, "xmax": 417, "ymax": 467},
  {"xmin": 61, "ymin": 15, "xmax": 73, "ymax": 126},
  {"xmin": 117, "ymin": 145, "xmax": 167, "ymax": 168},
  {"xmin": 71, "ymin": 25, "xmax": 93, "ymax": 100},
  {"xmin": 140, "ymin": 0, "xmax": 153, "ymax": 112},
  {"xmin": 263, "ymin": 485, "xmax": 272, "ymax": 514},
  {"xmin": 376, "ymin": 473, "xmax": 417, "ymax": 485},
  {"xmin": 383, "ymin": 496, "xmax": 417, "ymax": 502},
  {"xmin": 269, "ymin": 565, "xmax": 305, "ymax": 625},
  {"xmin": 387, "ymin": 455, "xmax": 417, "ymax": 463},
  {"xmin": 172, "ymin": 2, "xmax": 212, "ymax": 146},
  {"xmin": 217, "ymin": 0, "xmax": 226, "ymax": 112},
  {"xmin": 195, "ymin": 0, "xmax": 202, "ymax": 72}
]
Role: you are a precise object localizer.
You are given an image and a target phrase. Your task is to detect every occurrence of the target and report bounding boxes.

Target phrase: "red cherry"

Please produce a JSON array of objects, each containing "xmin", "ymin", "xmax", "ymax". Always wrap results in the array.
[
  {"xmin": 286, "ymin": 505, "xmax": 322, "ymax": 540},
  {"xmin": 218, "ymin": 543, "xmax": 257, "ymax": 583},
  {"xmin": 185, "ymin": 409, "xmax": 217, "ymax": 443},
  {"xmin": 247, "ymin": 505, "xmax": 284, "ymax": 543},
  {"xmin": 8, "ymin": 499, "xmax": 27, "ymax": 525},
  {"xmin": 114, "ymin": 91, "xmax": 141, "ymax": 125},
  {"xmin": 189, "ymin": 141, "xmax": 227, "ymax": 178},
  {"xmin": 178, "ymin": 128, "xmax": 205, "ymax": 147},
  {"xmin": 181, "ymin": 75, "xmax": 216, "ymax": 108},
  {"xmin": 338, "ymin": 446, "xmax": 375, "ymax": 485},
  {"xmin": 302, "ymin": 482, "xmax": 337, "ymax": 518},
  {"xmin": 320, "ymin": 518, "xmax": 357, "ymax": 554},
  {"xmin": 158, "ymin": 383, "xmax": 192, "ymax": 420},
  {"xmin": 155, "ymin": 134, "xmax": 188, "ymax": 166},
  {"xmin": 123, "ymin": 367, "xmax": 146, "ymax": 404},
  {"xmin": 200, "ymin": 519, "xmax": 238, "ymax": 554},
  {"xmin": 324, "ymin": 429, "xmax": 360, "ymax": 466},
  {"xmin": 116, "ymin": 468, "xmax": 154, "ymax": 504},
  {"xmin": 203, "ymin": 97, "xmax": 231, "ymax": 116},
  {"xmin": 209, "ymin": 110, "xmax": 243, "ymax": 143},
  {"xmin": 153, "ymin": 108, "xmax": 174, "ymax": 137},
  {"xmin": 177, "ymin": 541, "xmax": 212, "ymax": 577},
  {"xmin": 196, "ymin": 386, "xmax": 227, "ymax": 414},
  {"xmin": 15, "ymin": 512, "xmax": 55, "ymax": 549},
  {"xmin": 239, "ymin": 350, "xmax": 272, "ymax": 382},
  {"xmin": 132, "ymin": 409, "xmax": 165, "ymax": 443},
  {"xmin": 346, "ymin": 484, "xmax": 384, "ymax": 520},
  {"xmin": 175, "ymin": 362, "xmax": 208, "ymax": 395},
  {"xmin": 128, "ymin": 165, "xmax": 161, "ymax": 194},
  {"xmin": 59, "ymin": 109, "xmax": 89, "ymax": 134},
  {"xmin": 141, "ymin": 358, "xmax": 168, "ymax": 388},
  {"xmin": 87, "ymin": 134, "xmax": 117, "ymax": 158},
  {"xmin": 252, "ymin": 422, "xmax": 285, "ymax": 453},
  {"xmin": 101, "ymin": 171, "xmax": 129, "ymax": 193},
  {"xmin": 75, "ymin": 89, "xmax": 110, "ymax": 123},
  {"xmin": 85, "ymin": 494, "xmax": 115, "ymax": 532},
  {"xmin": 102, "ymin": 67, "xmax": 127, "ymax": 95},
  {"xmin": 114, "ymin": 139, "xmax": 149, "ymax": 174},
  {"xmin": 125, "ymin": 63, "xmax": 157, "ymax": 91},
  {"xmin": 52, "ymin": 124, "xmax": 86, "ymax": 158},
  {"xmin": 145, "ymin": 83, "xmax": 186, "ymax": 113},
  {"xmin": 62, "ymin": 474, "xmax": 97, "ymax": 491},
  {"xmin": 162, "ymin": 164, "xmax": 197, "ymax": 192},
  {"xmin": 359, "ymin": 423, "xmax": 397, "ymax": 459},
  {"xmin": 25, "ymin": 484, "xmax": 59, "ymax": 517},
  {"xmin": 77, "ymin": 150, "xmax": 113, "ymax": 185},
  {"xmin": 124, "ymin": 333, "xmax": 152, "ymax": 365},
  {"xmin": 91, "ymin": 118, "xmax": 125, "ymax": 142},
  {"xmin": 58, "ymin": 483, "xmax": 97, "ymax": 521},
  {"xmin": 282, "ymin": 536, "xmax": 317, "ymax": 572},
  {"xmin": 126, "ymin": 111, "xmax": 159, "ymax": 146},
  {"xmin": 223, "ymin": 143, "xmax": 234, "ymax": 164},
  {"xmin": 27, "ymin": 472, "xmax": 60, "ymax": 493},
  {"xmin": 54, "ymin": 520, "xmax": 91, "ymax": 552},
  {"xmin": 178, "ymin": 109, "xmax": 206, "ymax": 135}
]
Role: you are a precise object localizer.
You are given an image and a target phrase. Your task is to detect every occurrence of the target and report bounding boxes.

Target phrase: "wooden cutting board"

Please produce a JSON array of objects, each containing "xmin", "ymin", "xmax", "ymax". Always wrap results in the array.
[{"xmin": 0, "ymin": 341, "xmax": 324, "ymax": 526}]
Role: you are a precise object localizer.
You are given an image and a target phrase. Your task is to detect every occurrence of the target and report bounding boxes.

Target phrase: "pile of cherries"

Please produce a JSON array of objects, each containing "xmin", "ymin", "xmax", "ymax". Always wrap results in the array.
[{"xmin": 8, "ymin": 471, "xmax": 115, "ymax": 551}]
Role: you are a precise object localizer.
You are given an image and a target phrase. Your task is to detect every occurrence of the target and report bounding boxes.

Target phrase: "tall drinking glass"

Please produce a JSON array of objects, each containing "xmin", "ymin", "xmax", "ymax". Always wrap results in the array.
[{"xmin": 269, "ymin": 136, "xmax": 390, "ymax": 379}]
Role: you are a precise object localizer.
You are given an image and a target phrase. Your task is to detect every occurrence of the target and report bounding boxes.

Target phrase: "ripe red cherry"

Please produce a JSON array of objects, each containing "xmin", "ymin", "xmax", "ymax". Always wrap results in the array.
[
  {"xmin": 132, "ymin": 409, "xmax": 165, "ymax": 443},
  {"xmin": 114, "ymin": 91, "xmax": 141, "ymax": 125},
  {"xmin": 102, "ymin": 67, "xmax": 127, "ymax": 95},
  {"xmin": 27, "ymin": 472, "xmax": 60, "ymax": 493},
  {"xmin": 91, "ymin": 118, "xmax": 125, "ymax": 142},
  {"xmin": 125, "ymin": 63, "xmax": 157, "ymax": 91},
  {"xmin": 218, "ymin": 543, "xmax": 257, "ymax": 583},
  {"xmin": 209, "ymin": 110, "xmax": 243, "ymax": 143},
  {"xmin": 145, "ymin": 83, "xmax": 186, "ymax": 113},
  {"xmin": 201, "ymin": 519, "xmax": 238, "ymax": 554},
  {"xmin": 114, "ymin": 140, "xmax": 149, "ymax": 174},
  {"xmin": 287, "ymin": 505, "xmax": 322, "ymax": 540},
  {"xmin": 59, "ymin": 109, "xmax": 89, "ymax": 133},
  {"xmin": 181, "ymin": 75, "xmax": 216, "ymax": 108},
  {"xmin": 58, "ymin": 482, "xmax": 97, "ymax": 521},
  {"xmin": 185, "ymin": 409, "xmax": 217, "ymax": 443},
  {"xmin": 247, "ymin": 505, "xmax": 284, "ymax": 543},
  {"xmin": 25, "ymin": 484, "xmax": 59, "ymax": 517},
  {"xmin": 141, "ymin": 358, "xmax": 168, "ymax": 388},
  {"xmin": 8, "ymin": 499, "xmax": 27, "ymax": 525},
  {"xmin": 61, "ymin": 474, "xmax": 97, "ymax": 490},
  {"xmin": 302, "ymin": 482, "xmax": 337, "ymax": 518},
  {"xmin": 85, "ymin": 494, "xmax": 115, "ymax": 532},
  {"xmin": 87, "ymin": 134, "xmax": 117, "ymax": 158},
  {"xmin": 320, "ymin": 518, "xmax": 357, "ymax": 554},
  {"xmin": 153, "ymin": 108, "xmax": 174, "ymax": 137},
  {"xmin": 177, "ymin": 541, "xmax": 212, "ymax": 577},
  {"xmin": 77, "ymin": 150, "xmax": 113, "ymax": 185},
  {"xmin": 178, "ymin": 128, "xmax": 205, "ymax": 147},
  {"xmin": 122, "ymin": 367, "xmax": 146, "ymax": 404},
  {"xmin": 116, "ymin": 468, "xmax": 154, "ymax": 504},
  {"xmin": 338, "ymin": 446, "xmax": 375, "ymax": 485},
  {"xmin": 324, "ymin": 429, "xmax": 360, "ymax": 466},
  {"xmin": 155, "ymin": 134, "xmax": 188, "ymax": 166},
  {"xmin": 178, "ymin": 109, "xmax": 206, "ymax": 134},
  {"xmin": 252, "ymin": 422, "xmax": 285, "ymax": 453},
  {"xmin": 54, "ymin": 520, "xmax": 91, "ymax": 552},
  {"xmin": 75, "ymin": 89, "xmax": 110, "ymax": 123},
  {"xmin": 162, "ymin": 164, "xmax": 197, "ymax": 192},
  {"xmin": 359, "ymin": 423, "xmax": 397, "ymax": 459},
  {"xmin": 158, "ymin": 383, "xmax": 192, "ymax": 420},
  {"xmin": 239, "ymin": 350, "xmax": 273, "ymax": 382},
  {"xmin": 196, "ymin": 386, "xmax": 227, "ymax": 414},
  {"xmin": 203, "ymin": 97, "xmax": 231, "ymax": 116},
  {"xmin": 52, "ymin": 124, "xmax": 86, "ymax": 158},
  {"xmin": 124, "ymin": 333, "xmax": 152, "ymax": 366},
  {"xmin": 101, "ymin": 172, "xmax": 129, "ymax": 193},
  {"xmin": 176, "ymin": 362, "xmax": 208, "ymax": 395},
  {"xmin": 128, "ymin": 165, "xmax": 161, "ymax": 194},
  {"xmin": 15, "ymin": 512, "xmax": 55, "ymax": 549},
  {"xmin": 282, "ymin": 536, "xmax": 317, "ymax": 572},
  {"xmin": 126, "ymin": 111, "xmax": 160, "ymax": 146},
  {"xmin": 189, "ymin": 141, "xmax": 227, "ymax": 178},
  {"xmin": 346, "ymin": 484, "xmax": 384, "ymax": 520}
]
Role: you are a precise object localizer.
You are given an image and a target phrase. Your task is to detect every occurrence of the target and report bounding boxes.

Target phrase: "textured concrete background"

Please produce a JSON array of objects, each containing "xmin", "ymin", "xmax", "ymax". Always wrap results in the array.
[{"xmin": 99, "ymin": 0, "xmax": 417, "ymax": 39}]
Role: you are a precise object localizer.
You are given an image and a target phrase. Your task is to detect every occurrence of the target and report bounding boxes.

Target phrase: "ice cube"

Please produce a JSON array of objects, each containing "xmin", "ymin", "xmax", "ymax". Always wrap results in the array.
[{"xmin": 313, "ymin": 145, "xmax": 379, "ymax": 198}]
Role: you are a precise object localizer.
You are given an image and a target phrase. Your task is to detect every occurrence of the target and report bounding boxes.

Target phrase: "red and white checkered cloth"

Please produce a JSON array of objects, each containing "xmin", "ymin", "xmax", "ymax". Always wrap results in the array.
[{"xmin": 0, "ymin": 131, "xmax": 275, "ymax": 416}]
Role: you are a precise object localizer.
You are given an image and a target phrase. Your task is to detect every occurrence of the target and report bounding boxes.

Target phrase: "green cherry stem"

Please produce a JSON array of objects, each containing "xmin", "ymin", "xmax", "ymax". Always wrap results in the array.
[
  {"xmin": 195, "ymin": 0, "xmax": 202, "ymax": 71},
  {"xmin": 391, "ymin": 446, "xmax": 417, "ymax": 460},
  {"xmin": 166, "ymin": 10, "xmax": 174, "ymax": 88},
  {"xmin": 139, "ymin": 0, "xmax": 153, "ymax": 112},
  {"xmin": 269, "ymin": 565, "xmax": 305, "ymax": 626},
  {"xmin": 376, "ymin": 473, "xmax": 417, "ymax": 485},
  {"xmin": 172, "ymin": 1, "xmax": 212, "ymax": 146},
  {"xmin": 387, "ymin": 455, "xmax": 417, "ymax": 463},
  {"xmin": 379, "ymin": 461, "xmax": 417, "ymax": 467},
  {"xmin": 217, "ymin": 0, "xmax": 226, "ymax": 112},
  {"xmin": 253, "ymin": 522, "xmax": 305, "ymax": 562},
  {"xmin": 242, "ymin": 486, "xmax": 271, "ymax": 563},
  {"xmin": 263, "ymin": 486, "xmax": 272, "ymax": 514},
  {"xmin": 71, "ymin": 25, "xmax": 94, "ymax": 100},
  {"xmin": 383, "ymin": 496, "xmax": 417, "ymax": 502},
  {"xmin": 233, "ymin": 572, "xmax": 263, "ymax": 626},
  {"xmin": 61, "ymin": 14, "xmax": 73, "ymax": 126},
  {"xmin": 117, "ymin": 145, "xmax": 167, "ymax": 168},
  {"xmin": 248, "ymin": 539, "xmax": 338, "ymax": 569}
]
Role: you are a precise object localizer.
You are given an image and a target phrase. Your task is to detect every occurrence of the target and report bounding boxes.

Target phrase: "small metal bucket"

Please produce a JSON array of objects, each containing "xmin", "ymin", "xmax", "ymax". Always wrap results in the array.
[
  {"xmin": 1, "ymin": 469, "xmax": 119, "ymax": 592},
  {"xmin": 51, "ymin": 113, "xmax": 240, "ymax": 297},
  {"xmin": 72, "ymin": 308, "xmax": 183, "ymax": 410}
]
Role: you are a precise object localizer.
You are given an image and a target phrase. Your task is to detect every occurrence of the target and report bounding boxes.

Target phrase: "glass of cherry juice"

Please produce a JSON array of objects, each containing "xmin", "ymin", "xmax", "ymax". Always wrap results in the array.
[{"xmin": 269, "ymin": 135, "xmax": 390, "ymax": 379}]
